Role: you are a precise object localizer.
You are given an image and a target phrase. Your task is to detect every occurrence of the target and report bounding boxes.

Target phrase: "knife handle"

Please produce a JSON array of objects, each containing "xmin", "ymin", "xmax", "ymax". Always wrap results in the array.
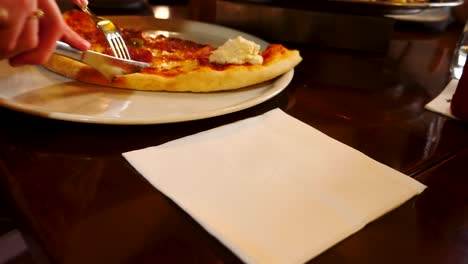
[{"xmin": 54, "ymin": 41, "xmax": 83, "ymax": 61}]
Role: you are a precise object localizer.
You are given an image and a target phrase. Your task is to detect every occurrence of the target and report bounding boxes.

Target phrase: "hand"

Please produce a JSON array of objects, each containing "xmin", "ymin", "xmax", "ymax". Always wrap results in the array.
[
  {"xmin": 71, "ymin": 0, "xmax": 88, "ymax": 8},
  {"xmin": 0, "ymin": 0, "xmax": 90, "ymax": 66}
]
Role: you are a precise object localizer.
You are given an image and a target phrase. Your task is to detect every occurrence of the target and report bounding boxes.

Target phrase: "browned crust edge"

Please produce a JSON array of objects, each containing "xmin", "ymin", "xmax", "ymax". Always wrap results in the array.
[{"xmin": 43, "ymin": 50, "xmax": 302, "ymax": 92}]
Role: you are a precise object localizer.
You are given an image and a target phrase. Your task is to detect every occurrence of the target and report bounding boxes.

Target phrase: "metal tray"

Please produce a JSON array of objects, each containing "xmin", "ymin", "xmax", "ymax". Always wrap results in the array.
[
  {"xmin": 330, "ymin": 0, "xmax": 463, "ymax": 12},
  {"xmin": 227, "ymin": 0, "xmax": 464, "ymax": 15}
]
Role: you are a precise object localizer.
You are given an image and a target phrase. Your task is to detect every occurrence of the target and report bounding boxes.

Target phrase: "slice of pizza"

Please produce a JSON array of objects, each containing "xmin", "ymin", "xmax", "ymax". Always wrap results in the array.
[{"xmin": 44, "ymin": 10, "xmax": 302, "ymax": 92}]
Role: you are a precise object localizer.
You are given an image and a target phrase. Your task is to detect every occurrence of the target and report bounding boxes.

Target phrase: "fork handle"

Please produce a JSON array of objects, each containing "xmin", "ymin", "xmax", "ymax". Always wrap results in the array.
[{"xmin": 54, "ymin": 41, "xmax": 83, "ymax": 61}]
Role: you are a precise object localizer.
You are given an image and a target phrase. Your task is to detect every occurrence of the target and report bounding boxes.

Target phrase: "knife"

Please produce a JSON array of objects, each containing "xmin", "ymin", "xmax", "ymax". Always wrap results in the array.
[{"xmin": 53, "ymin": 41, "xmax": 151, "ymax": 81}]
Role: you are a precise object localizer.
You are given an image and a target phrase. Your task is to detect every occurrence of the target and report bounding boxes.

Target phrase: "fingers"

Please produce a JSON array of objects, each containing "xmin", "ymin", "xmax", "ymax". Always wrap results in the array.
[
  {"xmin": 7, "ymin": 0, "xmax": 90, "ymax": 66},
  {"xmin": 61, "ymin": 25, "xmax": 91, "ymax": 51},
  {"xmin": 11, "ymin": 13, "xmax": 40, "ymax": 56},
  {"xmin": 0, "ymin": 0, "xmax": 37, "ymax": 60},
  {"xmin": 72, "ymin": 0, "xmax": 89, "ymax": 8},
  {"xmin": 10, "ymin": 0, "xmax": 63, "ymax": 66}
]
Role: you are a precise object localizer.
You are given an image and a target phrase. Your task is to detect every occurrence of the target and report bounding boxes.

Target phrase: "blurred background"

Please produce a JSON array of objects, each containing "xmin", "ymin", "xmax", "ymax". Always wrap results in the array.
[{"xmin": 54, "ymin": 0, "xmax": 468, "ymax": 54}]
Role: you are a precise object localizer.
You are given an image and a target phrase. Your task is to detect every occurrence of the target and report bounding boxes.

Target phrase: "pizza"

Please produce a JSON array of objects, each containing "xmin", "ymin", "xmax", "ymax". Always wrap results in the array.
[{"xmin": 43, "ymin": 9, "xmax": 302, "ymax": 92}]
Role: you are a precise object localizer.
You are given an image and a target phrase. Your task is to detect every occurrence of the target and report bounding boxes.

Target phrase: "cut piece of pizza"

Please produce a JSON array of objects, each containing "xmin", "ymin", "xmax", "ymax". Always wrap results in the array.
[{"xmin": 43, "ymin": 10, "xmax": 302, "ymax": 92}]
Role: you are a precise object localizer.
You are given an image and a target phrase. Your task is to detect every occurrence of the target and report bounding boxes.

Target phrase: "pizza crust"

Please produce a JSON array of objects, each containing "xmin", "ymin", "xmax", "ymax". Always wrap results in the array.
[{"xmin": 43, "ymin": 48, "xmax": 302, "ymax": 92}]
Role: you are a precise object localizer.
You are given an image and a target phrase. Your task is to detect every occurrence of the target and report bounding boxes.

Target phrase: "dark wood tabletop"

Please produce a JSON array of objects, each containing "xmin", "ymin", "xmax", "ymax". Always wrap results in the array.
[{"xmin": 1, "ymin": 2, "xmax": 468, "ymax": 264}]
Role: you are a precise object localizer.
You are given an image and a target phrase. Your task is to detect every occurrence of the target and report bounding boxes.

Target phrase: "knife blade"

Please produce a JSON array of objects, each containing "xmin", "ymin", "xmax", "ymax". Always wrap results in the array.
[{"xmin": 53, "ymin": 41, "xmax": 150, "ymax": 81}]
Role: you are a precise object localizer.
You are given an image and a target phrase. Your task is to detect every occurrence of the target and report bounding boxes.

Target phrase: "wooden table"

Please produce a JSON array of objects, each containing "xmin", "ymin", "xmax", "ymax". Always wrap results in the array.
[{"xmin": 0, "ymin": 3, "xmax": 467, "ymax": 264}]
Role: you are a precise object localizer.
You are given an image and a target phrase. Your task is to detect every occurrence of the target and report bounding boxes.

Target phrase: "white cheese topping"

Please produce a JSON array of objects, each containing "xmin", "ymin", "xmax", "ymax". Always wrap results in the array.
[{"xmin": 209, "ymin": 36, "xmax": 263, "ymax": 65}]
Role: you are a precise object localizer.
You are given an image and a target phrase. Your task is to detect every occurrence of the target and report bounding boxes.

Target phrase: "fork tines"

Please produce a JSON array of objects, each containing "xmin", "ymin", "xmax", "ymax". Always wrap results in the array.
[
  {"xmin": 110, "ymin": 34, "xmax": 131, "ymax": 59},
  {"xmin": 79, "ymin": 5, "xmax": 132, "ymax": 60}
]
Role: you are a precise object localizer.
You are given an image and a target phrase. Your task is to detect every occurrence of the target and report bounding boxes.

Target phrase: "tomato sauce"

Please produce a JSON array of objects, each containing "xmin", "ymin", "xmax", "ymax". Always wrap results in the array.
[{"xmin": 63, "ymin": 10, "xmax": 283, "ymax": 77}]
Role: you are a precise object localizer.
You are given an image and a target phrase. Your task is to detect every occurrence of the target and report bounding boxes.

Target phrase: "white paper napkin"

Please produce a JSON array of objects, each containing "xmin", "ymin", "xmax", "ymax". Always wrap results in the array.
[
  {"xmin": 123, "ymin": 108, "xmax": 426, "ymax": 264},
  {"xmin": 425, "ymin": 78, "xmax": 458, "ymax": 119}
]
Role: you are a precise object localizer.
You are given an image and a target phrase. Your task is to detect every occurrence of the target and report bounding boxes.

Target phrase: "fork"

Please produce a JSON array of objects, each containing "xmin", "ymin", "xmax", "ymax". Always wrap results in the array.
[{"xmin": 76, "ymin": 4, "xmax": 132, "ymax": 60}]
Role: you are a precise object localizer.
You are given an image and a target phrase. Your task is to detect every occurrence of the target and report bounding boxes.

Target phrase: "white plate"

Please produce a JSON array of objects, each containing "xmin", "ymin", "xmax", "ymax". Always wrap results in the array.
[
  {"xmin": 0, "ymin": 17, "xmax": 294, "ymax": 125},
  {"xmin": 386, "ymin": 7, "xmax": 450, "ymax": 22}
]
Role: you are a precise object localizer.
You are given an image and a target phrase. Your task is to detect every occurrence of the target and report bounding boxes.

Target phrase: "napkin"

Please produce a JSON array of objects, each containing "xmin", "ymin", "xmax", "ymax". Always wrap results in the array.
[
  {"xmin": 123, "ymin": 108, "xmax": 426, "ymax": 264},
  {"xmin": 425, "ymin": 78, "xmax": 458, "ymax": 119}
]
